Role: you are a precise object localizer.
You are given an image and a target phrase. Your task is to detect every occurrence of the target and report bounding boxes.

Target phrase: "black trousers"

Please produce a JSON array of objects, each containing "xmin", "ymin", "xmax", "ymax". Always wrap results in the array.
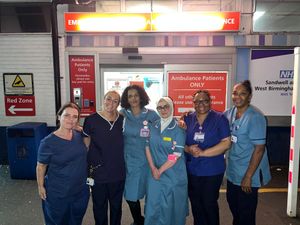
[
  {"xmin": 126, "ymin": 200, "xmax": 144, "ymax": 225},
  {"xmin": 91, "ymin": 180, "xmax": 125, "ymax": 225},
  {"xmin": 188, "ymin": 173, "xmax": 224, "ymax": 225},
  {"xmin": 226, "ymin": 180, "xmax": 258, "ymax": 225}
]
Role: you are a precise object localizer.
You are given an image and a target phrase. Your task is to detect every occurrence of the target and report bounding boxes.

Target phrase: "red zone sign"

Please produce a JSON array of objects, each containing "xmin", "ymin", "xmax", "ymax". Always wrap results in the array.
[{"xmin": 5, "ymin": 96, "xmax": 36, "ymax": 116}]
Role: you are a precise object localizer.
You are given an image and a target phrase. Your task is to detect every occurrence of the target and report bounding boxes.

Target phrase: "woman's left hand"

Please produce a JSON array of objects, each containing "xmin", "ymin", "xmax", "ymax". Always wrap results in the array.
[
  {"xmin": 38, "ymin": 186, "xmax": 47, "ymax": 200},
  {"xmin": 241, "ymin": 176, "xmax": 252, "ymax": 193}
]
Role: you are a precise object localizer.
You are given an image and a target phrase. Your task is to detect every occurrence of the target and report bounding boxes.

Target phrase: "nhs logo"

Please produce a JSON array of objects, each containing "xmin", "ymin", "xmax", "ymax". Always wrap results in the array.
[{"xmin": 279, "ymin": 70, "xmax": 294, "ymax": 79}]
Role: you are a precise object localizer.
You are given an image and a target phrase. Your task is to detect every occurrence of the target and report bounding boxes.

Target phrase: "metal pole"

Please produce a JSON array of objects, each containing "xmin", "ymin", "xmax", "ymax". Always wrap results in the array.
[
  {"xmin": 51, "ymin": 1, "xmax": 61, "ymax": 114},
  {"xmin": 287, "ymin": 47, "xmax": 300, "ymax": 217}
]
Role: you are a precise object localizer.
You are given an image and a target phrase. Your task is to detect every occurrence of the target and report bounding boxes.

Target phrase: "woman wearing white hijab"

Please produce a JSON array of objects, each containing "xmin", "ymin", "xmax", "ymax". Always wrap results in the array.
[{"xmin": 144, "ymin": 97, "xmax": 188, "ymax": 225}]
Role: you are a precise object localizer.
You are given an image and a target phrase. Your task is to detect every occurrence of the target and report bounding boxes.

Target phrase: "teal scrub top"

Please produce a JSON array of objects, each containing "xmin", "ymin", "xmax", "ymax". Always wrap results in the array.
[
  {"xmin": 224, "ymin": 105, "xmax": 271, "ymax": 187},
  {"xmin": 121, "ymin": 107, "xmax": 159, "ymax": 201},
  {"xmin": 144, "ymin": 119, "xmax": 188, "ymax": 225}
]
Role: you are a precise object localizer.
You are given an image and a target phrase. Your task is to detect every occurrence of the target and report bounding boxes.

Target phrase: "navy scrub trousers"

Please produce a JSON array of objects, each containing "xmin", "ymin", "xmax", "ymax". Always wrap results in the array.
[
  {"xmin": 226, "ymin": 180, "xmax": 259, "ymax": 225},
  {"xmin": 188, "ymin": 173, "xmax": 224, "ymax": 225},
  {"xmin": 42, "ymin": 186, "xmax": 90, "ymax": 225}
]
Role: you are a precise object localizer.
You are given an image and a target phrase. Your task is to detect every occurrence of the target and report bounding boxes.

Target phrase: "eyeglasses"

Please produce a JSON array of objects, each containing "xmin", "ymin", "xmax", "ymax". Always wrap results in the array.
[
  {"xmin": 156, "ymin": 104, "xmax": 170, "ymax": 111},
  {"xmin": 193, "ymin": 99, "xmax": 210, "ymax": 105}
]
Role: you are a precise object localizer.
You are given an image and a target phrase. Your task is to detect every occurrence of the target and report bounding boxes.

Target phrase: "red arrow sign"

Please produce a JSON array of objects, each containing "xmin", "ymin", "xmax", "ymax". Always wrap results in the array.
[{"xmin": 5, "ymin": 96, "xmax": 36, "ymax": 116}]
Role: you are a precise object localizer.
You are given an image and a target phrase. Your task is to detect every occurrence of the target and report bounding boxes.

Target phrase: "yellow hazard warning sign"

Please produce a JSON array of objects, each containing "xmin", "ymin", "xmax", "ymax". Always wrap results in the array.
[
  {"xmin": 3, "ymin": 73, "xmax": 33, "ymax": 95},
  {"xmin": 12, "ymin": 75, "xmax": 26, "ymax": 87}
]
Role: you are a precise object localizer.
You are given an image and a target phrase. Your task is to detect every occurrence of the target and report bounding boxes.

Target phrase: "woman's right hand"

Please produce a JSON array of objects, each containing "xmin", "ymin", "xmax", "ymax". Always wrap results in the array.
[
  {"xmin": 151, "ymin": 167, "xmax": 160, "ymax": 180},
  {"xmin": 177, "ymin": 111, "xmax": 192, "ymax": 129},
  {"xmin": 186, "ymin": 144, "xmax": 201, "ymax": 157},
  {"xmin": 177, "ymin": 119, "xmax": 187, "ymax": 129},
  {"xmin": 38, "ymin": 186, "xmax": 47, "ymax": 200}
]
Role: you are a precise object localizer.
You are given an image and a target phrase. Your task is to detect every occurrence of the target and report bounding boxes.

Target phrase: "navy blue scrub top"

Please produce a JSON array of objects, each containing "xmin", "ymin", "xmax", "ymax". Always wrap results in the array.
[
  {"xmin": 37, "ymin": 130, "xmax": 88, "ymax": 198},
  {"xmin": 184, "ymin": 110, "xmax": 230, "ymax": 176},
  {"xmin": 83, "ymin": 112, "xmax": 125, "ymax": 184}
]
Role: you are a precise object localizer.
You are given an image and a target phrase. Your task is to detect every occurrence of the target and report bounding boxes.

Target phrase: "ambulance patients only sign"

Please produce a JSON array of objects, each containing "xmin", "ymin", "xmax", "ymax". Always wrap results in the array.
[
  {"xmin": 69, "ymin": 55, "xmax": 96, "ymax": 117},
  {"xmin": 168, "ymin": 72, "xmax": 227, "ymax": 116}
]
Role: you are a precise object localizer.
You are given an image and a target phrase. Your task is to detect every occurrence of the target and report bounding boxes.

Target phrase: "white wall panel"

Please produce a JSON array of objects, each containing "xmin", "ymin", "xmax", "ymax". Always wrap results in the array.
[{"xmin": 0, "ymin": 34, "xmax": 56, "ymax": 126}]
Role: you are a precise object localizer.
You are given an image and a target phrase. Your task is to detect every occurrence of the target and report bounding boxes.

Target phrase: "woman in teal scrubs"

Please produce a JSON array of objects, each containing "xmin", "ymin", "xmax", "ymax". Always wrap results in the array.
[
  {"xmin": 145, "ymin": 97, "xmax": 188, "ymax": 225},
  {"xmin": 224, "ymin": 80, "xmax": 271, "ymax": 225},
  {"xmin": 120, "ymin": 85, "xmax": 159, "ymax": 225}
]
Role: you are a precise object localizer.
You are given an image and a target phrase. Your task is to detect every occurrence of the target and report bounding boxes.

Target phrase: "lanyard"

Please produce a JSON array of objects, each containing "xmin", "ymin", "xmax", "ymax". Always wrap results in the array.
[
  {"xmin": 89, "ymin": 164, "xmax": 102, "ymax": 178},
  {"xmin": 230, "ymin": 107, "xmax": 242, "ymax": 132}
]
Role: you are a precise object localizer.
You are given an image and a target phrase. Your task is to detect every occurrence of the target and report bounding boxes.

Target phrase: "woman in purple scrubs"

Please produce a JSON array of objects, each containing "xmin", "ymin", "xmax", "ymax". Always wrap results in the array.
[{"xmin": 183, "ymin": 90, "xmax": 231, "ymax": 225}]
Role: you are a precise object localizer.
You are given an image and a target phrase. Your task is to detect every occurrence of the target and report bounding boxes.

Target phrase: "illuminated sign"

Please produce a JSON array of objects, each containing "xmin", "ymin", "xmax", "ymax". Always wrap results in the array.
[{"xmin": 65, "ymin": 12, "xmax": 240, "ymax": 32}]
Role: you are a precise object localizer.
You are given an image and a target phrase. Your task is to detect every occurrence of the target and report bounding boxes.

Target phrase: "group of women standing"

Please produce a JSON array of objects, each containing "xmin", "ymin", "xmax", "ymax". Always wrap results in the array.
[{"xmin": 36, "ymin": 80, "xmax": 271, "ymax": 225}]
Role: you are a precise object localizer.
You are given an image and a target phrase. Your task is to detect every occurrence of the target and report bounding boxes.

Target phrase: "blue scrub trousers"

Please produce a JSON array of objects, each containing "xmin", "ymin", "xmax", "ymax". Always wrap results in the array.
[
  {"xmin": 42, "ymin": 186, "xmax": 90, "ymax": 225},
  {"xmin": 91, "ymin": 180, "xmax": 125, "ymax": 225},
  {"xmin": 226, "ymin": 180, "xmax": 258, "ymax": 225},
  {"xmin": 188, "ymin": 173, "xmax": 224, "ymax": 225}
]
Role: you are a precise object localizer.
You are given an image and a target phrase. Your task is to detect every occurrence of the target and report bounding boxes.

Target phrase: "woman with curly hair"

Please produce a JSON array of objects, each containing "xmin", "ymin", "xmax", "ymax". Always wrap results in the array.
[{"xmin": 120, "ymin": 85, "xmax": 159, "ymax": 225}]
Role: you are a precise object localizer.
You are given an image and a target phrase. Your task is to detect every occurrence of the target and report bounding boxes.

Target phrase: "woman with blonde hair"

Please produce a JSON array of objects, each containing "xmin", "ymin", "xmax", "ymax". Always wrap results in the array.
[{"xmin": 83, "ymin": 90, "xmax": 125, "ymax": 225}]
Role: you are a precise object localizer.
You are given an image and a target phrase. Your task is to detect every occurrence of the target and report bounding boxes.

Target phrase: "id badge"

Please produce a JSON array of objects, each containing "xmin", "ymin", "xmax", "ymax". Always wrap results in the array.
[
  {"xmin": 231, "ymin": 135, "xmax": 238, "ymax": 143},
  {"xmin": 194, "ymin": 132, "xmax": 205, "ymax": 142},
  {"xmin": 86, "ymin": 177, "xmax": 95, "ymax": 186},
  {"xmin": 173, "ymin": 152, "xmax": 182, "ymax": 157},
  {"xmin": 140, "ymin": 126, "xmax": 150, "ymax": 137}
]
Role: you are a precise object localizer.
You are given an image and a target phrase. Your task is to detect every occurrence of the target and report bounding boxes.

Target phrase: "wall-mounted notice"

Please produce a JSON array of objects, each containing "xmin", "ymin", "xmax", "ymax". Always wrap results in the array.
[
  {"xmin": 69, "ymin": 55, "xmax": 96, "ymax": 117},
  {"xmin": 168, "ymin": 71, "xmax": 227, "ymax": 116},
  {"xmin": 3, "ymin": 73, "xmax": 35, "ymax": 116},
  {"xmin": 5, "ymin": 95, "xmax": 35, "ymax": 116},
  {"xmin": 249, "ymin": 49, "xmax": 294, "ymax": 116},
  {"xmin": 3, "ymin": 73, "xmax": 34, "ymax": 95}
]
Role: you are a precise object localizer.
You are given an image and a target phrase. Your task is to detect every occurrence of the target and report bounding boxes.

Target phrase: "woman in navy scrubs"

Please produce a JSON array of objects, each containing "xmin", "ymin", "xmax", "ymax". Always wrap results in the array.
[
  {"xmin": 184, "ymin": 90, "xmax": 231, "ymax": 225},
  {"xmin": 83, "ymin": 90, "xmax": 125, "ymax": 225},
  {"xmin": 36, "ymin": 102, "xmax": 89, "ymax": 225}
]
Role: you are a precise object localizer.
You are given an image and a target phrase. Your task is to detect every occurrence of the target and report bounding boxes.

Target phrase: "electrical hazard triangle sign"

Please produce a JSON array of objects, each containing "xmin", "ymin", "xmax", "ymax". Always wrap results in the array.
[{"xmin": 12, "ymin": 75, "xmax": 25, "ymax": 87}]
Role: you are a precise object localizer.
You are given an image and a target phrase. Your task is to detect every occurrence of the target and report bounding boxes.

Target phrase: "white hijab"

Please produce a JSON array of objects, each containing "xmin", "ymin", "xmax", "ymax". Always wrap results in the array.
[{"xmin": 158, "ymin": 97, "xmax": 174, "ymax": 133}]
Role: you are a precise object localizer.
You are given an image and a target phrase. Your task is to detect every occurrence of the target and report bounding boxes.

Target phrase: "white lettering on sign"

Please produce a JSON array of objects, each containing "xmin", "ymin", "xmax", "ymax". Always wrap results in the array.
[
  {"xmin": 18, "ymin": 98, "xmax": 33, "ymax": 103},
  {"xmin": 78, "ymin": 68, "xmax": 88, "ymax": 72},
  {"xmin": 7, "ymin": 97, "xmax": 17, "ymax": 103},
  {"xmin": 6, "ymin": 97, "xmax": 33, "ymax": 104},
  {"xmin": 224, "ymin": 18, "xmax": 235, "ymax": 24},
  {"xmin": 68, "ymin": 20, "xmax": 79, "ymax": 26},
  {"xmin": 190, "ymin": 82, "xmax": 205, "ymax": 88}
]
